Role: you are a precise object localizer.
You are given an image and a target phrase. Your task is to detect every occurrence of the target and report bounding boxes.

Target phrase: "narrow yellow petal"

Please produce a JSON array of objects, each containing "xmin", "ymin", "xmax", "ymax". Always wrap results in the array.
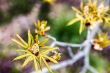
[
  {"xmin": 35, "ymin": 35, "xmax": 39, "ymax": 43},
  {"xmin": 40, "ymin": 46, "xmax": 49, "ymax": 49},
  {"xmin": 28, "ymin": 30, "xmax": 31, "ymax": 47},
  {"xmin": 12, "ymin": 39, "xmax": 27, "ymax": 48},
  {"xmin": 44, "ymin": 55, "xmax": 58, "ymax": 64},
  {"xmin": 13, "ymin": 54, "xmax": 30, "ymax": 61},
  {"xmin": 30, "ymin": 32, "xmax": 34, "ymax": 44},
  {"xmin": 79, "ymin": 22, "xmax": 85, "ymax": 34},
  {"xmin": 37, "ymin": 20, "xmax": 41, "ymax": 28},
  {"xmin": 39, "ymin": 38, "xmax": 48, "ymax": 46},
  {"xmin": 16, "ymin": 34, "xmax": 28, "ymax": 46},
  {"xmin": 72, "ymin": 6, "xmax": 82, "ymax": 14},
  {"xmin": 45, "ymin": 26, "xmax": 50, "ymax": 31},
  {"xmin": 42, "ymin": 57, "xmax": 53, "ymax": 73},
  {"xmin": 22, "ymin": 56, "xmax": 33, "ymax": 67},
  {"xmin": 16, "ymin": 50, "xmax": 31, "ymax": 54},
  {"xmin": 28, "ymin": 30, "xmax": 34, "ymax": 47},
  {"xmin": 80, "ymin": 1, "xmax": 83, "ymax": 11},
  {"xmin": 67, "ymin": 18, "xmax": 80, "ymax": 26},
  {"xmin": 39, "ymin": 56, "xmax": 42, "ymax": 70},
  {"xmin": 33, "ymin": 57, "xmax": 38, "ymax": 72},
  {"xmin": 41, "ymin": 20, "xmax": 47, "ymax": 27},
  {"xmin": 41, "ymin": 47, "xmax": 58, "ymax": 55}
]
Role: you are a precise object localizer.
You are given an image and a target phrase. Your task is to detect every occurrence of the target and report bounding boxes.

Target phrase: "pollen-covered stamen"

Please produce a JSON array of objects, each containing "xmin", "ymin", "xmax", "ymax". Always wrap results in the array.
[
  {"xmin": 84, "ymin": 6, "xmax": 89, "ymax": 17},
  {"xmin": 99, "ymin": 37, "xmax": 104, "ymax": 42},
  {"xmin": 29, "ymin": 43, "xmax": 40, "ymax": 56}
]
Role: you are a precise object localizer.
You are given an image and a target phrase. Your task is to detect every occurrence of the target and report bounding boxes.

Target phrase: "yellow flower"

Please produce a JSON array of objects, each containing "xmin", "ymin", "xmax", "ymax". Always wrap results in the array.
[
  {"xmin": 92, "ymin": 33, "xmax": 110, "ymax": 50},
  {"xmin": 12, "ymin": 30, "xmax": 60, "ymax": 73},
  {"xmin": 35, "ymin": 20, "xmax": 50, "ymax": 36},
  {"xmin": 46, "ymin": 53, "xmax": 61, "ymax": 62},
  {"xmin": 68, "ymin": 0, "xmax": 110, "ymax": 34},
  {"xmin": 43, "ymin": 0, "xmax": 56, "ymax": 4}
]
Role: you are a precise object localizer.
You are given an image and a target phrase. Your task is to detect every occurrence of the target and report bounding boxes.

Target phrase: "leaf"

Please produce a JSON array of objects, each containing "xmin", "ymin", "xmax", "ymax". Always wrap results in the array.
[
  {"xmin": 39, "ymin": 38, "xmax": 48, "ymax": 46},
  {"xmin": 33, "ymin": 56, "xmax": 38, "ymax": 72},
  {"xmin": 13, "ymin": 54, "xmax": 30, "ymax": 61},
  {"xmin": 16, "ymin": 34, "xmax": 28, "ymax": 47},
  {"xmin": 67, "ymin": 18, "xmax": 80, "ymax": 26},
  {"xmin": 42, "ymin": 57, "xmax": 53, "ymax": 73},
  {"xmin": 22, "ymin": 56, "xmax": 33, "ymax": 67},
  {"xmin": 12, "ymin": 39, "xmax": 27, "ymax": 48},
  {"xmin": 44, "ymin": 55, "xmax": 58, "ymax": 64}
]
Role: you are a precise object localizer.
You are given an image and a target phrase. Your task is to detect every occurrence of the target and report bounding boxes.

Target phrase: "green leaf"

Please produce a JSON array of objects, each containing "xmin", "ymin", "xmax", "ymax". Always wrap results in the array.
[
  {"xmin": 22, "ymin": 56, "xmax": 33, "ymax": 67},
  {"xmin": 67, "ymin": 18, "xmax": 80, "ymax": 26},
  {"xmin": 12, "ymin": 39, "xmax": 27, "ymax": 48},
  {"xmin": 13, "ymin": 54, "xmax": 30, "ymax": 61},
  {"xmin": 42, "ymin": 57, "xmax": 53, "ymax": 73},
  {"xmin": 44, "ymin": 55, "xmax": 58, "ymax": 64}
]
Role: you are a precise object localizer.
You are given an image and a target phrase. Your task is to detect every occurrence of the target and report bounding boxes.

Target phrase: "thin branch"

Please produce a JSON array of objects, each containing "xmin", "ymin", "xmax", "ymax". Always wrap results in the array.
[
  {"xmin": 67, "ymin": 47, "xmax": 74, "ymax": 58},
  {"xmin": 46, "ymin": 34, "xmax": 82, "ymax": 48},
  {"xmin": 80, "ymin": 21, "xmax": 101, "ymax": 73}
]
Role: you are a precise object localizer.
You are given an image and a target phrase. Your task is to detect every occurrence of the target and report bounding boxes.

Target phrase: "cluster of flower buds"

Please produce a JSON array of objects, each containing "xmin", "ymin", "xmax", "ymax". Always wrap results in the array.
[
  {"xmin": 12, "ymin": 20, "xmax": 61, "ymax": 73},
  {"xmin": 35, "ymin": 20, "xmax": 50, "ymax": 36}
]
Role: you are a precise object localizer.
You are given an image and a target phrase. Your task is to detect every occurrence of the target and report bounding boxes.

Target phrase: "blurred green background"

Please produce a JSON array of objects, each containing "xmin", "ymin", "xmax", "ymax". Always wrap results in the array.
[{"xmin": 0, "ymin": 0, "xmax": 110, "ymax": 73}]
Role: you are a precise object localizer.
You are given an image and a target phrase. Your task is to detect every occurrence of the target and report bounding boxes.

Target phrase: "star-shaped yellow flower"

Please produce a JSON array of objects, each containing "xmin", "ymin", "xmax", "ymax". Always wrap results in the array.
[
  {"xmin": 68, "ymin": 0, "xmax": 110, "ymax": 34},
  {"xmin": 92, "ymin": 33, "xmax": 110, "ymax": 50},
  {"xmin": 12, "ymin": 30, "xmax": 60, "ymax": 73}
]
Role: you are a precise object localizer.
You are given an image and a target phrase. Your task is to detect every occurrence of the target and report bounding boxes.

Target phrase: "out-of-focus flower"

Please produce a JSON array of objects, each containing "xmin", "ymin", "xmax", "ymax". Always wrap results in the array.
[
  {"xmin": 35, "ymin": 20, "xmax": 50, "ymax": 36},
  {"xmin": 92, "ymin": 33, "xmax": 110, "ymax": 50},
  {"xmin": 12, "ymin": 30, "xmax": 60, "ymax": 73},
  {"xmin": 68, "ymin": 0, "xmax": 110, "ymax": 34},
  {"xmin": 46, "ymin": 53, "xmax": 61, "ymax": 62},
  {"xmin": 43, "ymin": 0, "xmax": 56, "ymax": 4}
]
